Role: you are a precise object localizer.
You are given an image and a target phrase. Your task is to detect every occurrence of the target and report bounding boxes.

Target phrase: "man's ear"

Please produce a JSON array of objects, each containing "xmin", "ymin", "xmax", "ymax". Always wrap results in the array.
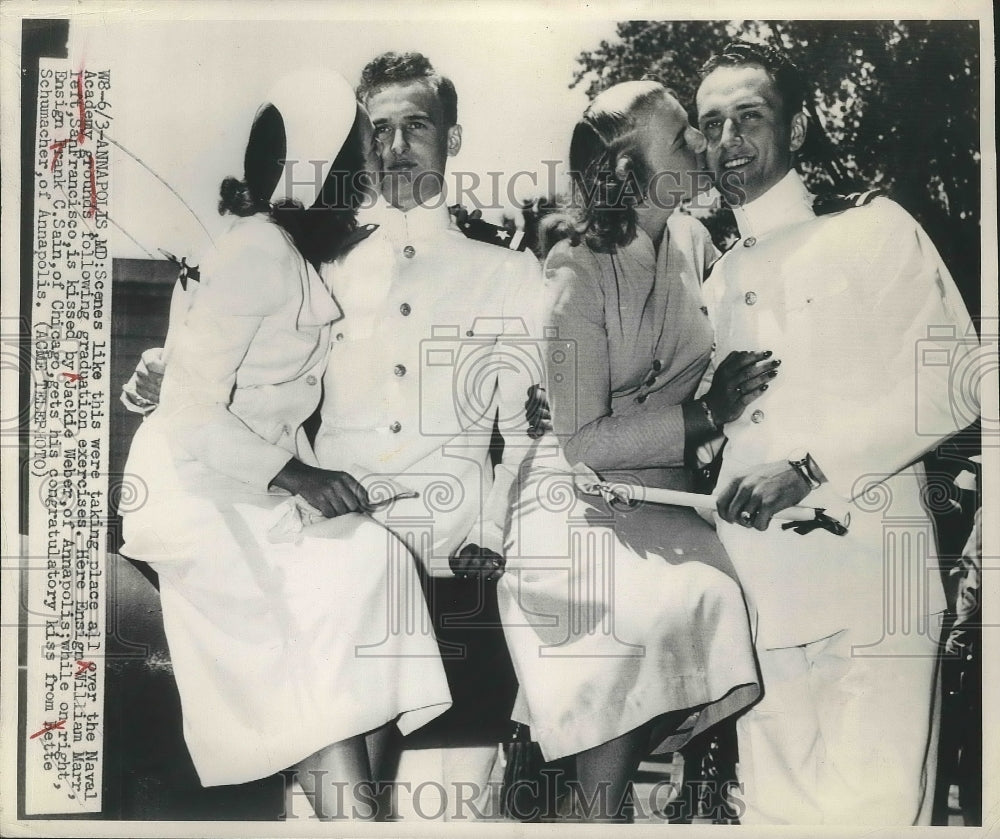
[
  {"xmin": 789, "ymin": 111, "xmax": 807, "ymax": 153},
  {"xmin": 446, "ymin": 124, "xmax": 463, "ymax": 157}
]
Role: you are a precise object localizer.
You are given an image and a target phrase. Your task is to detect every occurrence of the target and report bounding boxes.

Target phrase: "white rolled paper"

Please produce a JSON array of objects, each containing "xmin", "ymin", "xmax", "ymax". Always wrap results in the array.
[
  {"xmin": 579, "ymin": 479, "xmax": 848, "ymax": 529},
  {"xmin": 622, "ymin": 485, "xmax": 817, "ymax": 522}
]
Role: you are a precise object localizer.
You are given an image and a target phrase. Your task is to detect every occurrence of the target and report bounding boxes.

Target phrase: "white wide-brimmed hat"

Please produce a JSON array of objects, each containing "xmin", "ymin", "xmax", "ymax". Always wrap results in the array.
[{"xmin": 244, "ymin": 67, "xmax": 359, "ymax": 208}]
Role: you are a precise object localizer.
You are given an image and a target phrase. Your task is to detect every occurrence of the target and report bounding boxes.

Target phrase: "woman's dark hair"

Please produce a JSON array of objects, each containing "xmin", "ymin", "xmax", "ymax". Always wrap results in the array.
[
  {"xmin": 218, "ymin": 103, "xmax": 372, "ymax": 267},
  {"xmin": 552, "ymin": 80, "xmax": 671, "ymax": 255}
]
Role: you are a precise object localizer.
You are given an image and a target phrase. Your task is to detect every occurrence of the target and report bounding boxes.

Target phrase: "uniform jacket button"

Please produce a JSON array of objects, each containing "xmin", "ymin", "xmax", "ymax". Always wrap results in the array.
[
  {"xmin": 743, "ymin": 236, "xmax": 757, "ymax": 247},
  {"xmin": 306, "ymin": 375, "xmax": 317, "ymax": 386},
  {"xmin": 394, "ymin": 364, "xmax": 407, "ymax": 377},
  {"xmin": 389, "ymin": 421, "xmax": 402, "ymax": 433},
  {"xmin": 400, "ymin": 302, "xmax": 411, "ymax": 316},
  {"xmin": 745, "ymin": 291, "xmax": 758, "ymax": 305},
  {"xmin": 751, "ymin": 409, "xmax": 765, "ymax": 423},
  {"xmin": 335, "ymin": 332, "xmax": 345, "ymax": 341},
  {"xmin": 636, "ymin": 394, "xmax": 647, "ymax": 404},
  {"xmin": 403, "ymin": 245, "xmax": 416, "ymax": 258}
]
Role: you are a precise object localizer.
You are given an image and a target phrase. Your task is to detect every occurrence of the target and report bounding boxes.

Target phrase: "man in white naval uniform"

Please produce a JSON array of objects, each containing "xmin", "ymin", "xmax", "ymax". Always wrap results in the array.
[
  {"xmin": 316, "ymin": 52, "xmax": 542, "ymax": 817},
  {"xmin": 694, "ymin": 41, "xmax": 980, "ymax": 824},
  {"xmin": 316, "ymin": 178, "xmax": 539, "ymax": 574},
  {"xmin": 316, "ymin": 50, "xmax": 541, "ymax": 572}
]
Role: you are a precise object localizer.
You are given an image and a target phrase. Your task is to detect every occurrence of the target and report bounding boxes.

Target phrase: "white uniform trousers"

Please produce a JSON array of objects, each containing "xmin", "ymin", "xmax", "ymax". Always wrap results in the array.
[{"xmin": 737, "ymin": 622, "xmax": 942, "ymax": 825}]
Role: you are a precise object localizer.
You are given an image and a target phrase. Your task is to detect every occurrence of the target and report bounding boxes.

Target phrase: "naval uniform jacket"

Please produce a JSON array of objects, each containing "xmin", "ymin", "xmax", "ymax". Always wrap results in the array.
[
  {"xmin": 317, "ymin": 199, "xmax": 543, "ymax": 571},
  {"xmin": 703, "ymin": 171, "xmax": 978, "ymax": 649}
]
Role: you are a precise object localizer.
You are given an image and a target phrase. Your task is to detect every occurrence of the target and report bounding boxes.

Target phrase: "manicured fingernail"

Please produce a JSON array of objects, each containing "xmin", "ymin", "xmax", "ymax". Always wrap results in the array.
[
  {"xmin": 774, "ymin": 359, "xmax": 781, "ymax": 366},
  {"xmin": 768, "ymin": 370, "xmax": 778, "ymax": 378},
  {"xmin": 763, "ymin": 351, "xmax": 772, "ymax": 357},
  {"xmin": 761, "ymin": 383, "xmax": 769, "ymax": 390}
]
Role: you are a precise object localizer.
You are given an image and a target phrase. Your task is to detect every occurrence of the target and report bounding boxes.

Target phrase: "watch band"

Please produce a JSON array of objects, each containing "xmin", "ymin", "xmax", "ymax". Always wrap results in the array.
[{"xmin": 788, "ymin": 450, "xmax": 822, "ymax": 490}]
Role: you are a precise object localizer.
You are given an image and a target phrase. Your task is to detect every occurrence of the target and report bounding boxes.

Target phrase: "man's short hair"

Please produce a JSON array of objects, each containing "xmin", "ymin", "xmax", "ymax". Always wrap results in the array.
[
  {"xmin": 357, "ymin": 51, "xmax": 458, "ymax": 126},
  {"xmin": 700, "ymin": 40, "xmax": 807, "ymax": 121}
]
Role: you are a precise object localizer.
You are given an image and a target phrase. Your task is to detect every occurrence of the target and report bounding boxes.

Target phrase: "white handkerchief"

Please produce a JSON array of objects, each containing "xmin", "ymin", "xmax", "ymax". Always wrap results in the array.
[{"xmin": 267, "ymin": 496, "xmax": 326, "ymax": 544}]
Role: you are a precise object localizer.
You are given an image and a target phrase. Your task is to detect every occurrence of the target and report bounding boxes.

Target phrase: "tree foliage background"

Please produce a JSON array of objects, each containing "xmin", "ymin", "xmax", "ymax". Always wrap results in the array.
[{"xmin": 526, "ymin": 20, "xmax": 982, "ymax": 320}]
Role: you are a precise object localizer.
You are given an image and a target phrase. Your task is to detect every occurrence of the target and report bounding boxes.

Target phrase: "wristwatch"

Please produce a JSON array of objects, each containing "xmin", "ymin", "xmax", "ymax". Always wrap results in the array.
[{"xmin": 788, "ymin": 449, "xmax": 822, "ymax": 490}]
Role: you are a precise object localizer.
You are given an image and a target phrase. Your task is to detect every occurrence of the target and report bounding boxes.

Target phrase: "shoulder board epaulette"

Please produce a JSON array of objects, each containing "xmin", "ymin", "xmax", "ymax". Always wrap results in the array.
[
  {"xmin": 449, "ymin": 205, "xmax": 528, "ymax": 251},
  {"xmin": 340, "ymin": 222, "xmax": 380, "ymax": 253},
  {"xmin": 812, "ymin": 188, "xmax": 885, "ymax": 216}
]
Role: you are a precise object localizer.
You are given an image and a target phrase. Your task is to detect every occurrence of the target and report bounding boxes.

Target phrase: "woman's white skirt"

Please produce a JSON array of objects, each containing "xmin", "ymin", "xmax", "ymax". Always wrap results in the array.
[
  {"xmin": 497, "ymin": 458, "xmax": 760, "ymax": 762},
  {"xmin": 121, "ymin": 422, "xmax": 452, "ymax": 786}
]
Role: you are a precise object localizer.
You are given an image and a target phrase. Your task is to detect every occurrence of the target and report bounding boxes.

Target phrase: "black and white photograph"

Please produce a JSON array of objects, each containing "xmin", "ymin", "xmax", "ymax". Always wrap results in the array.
[{"xmin": 0, "ymin": 1, "xmax": 995, "ymax": 835}]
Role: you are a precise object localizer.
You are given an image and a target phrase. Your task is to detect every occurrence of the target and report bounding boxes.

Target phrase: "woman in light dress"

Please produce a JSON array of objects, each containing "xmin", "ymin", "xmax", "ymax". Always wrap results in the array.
[
  {"xmin": 499, "ymin": 81, "xmax": 778, "ymax": 821},
  {"xmin": 120, "ymin": 70, "xmax": 451, "ymax": 818}
]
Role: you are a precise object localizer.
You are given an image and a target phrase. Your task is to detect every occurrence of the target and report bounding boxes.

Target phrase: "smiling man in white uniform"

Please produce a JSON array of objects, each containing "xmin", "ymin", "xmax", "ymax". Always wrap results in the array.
[{"xmin": 694, "ymin": 41, "xmax": 979, "ymax": 825}]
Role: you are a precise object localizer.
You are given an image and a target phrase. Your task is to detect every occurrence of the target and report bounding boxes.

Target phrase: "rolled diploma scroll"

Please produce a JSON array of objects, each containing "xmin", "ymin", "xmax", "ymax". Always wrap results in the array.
[
  {"xmin": 566, "ymin": 458, "xmax": 849, "ymax": 531},
  {"xmin": 604, "ymin": 484, "xmax": 819, "ymax": 523}
]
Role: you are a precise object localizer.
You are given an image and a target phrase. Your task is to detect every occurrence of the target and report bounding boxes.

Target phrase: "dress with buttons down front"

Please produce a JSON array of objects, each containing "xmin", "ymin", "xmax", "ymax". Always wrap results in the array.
[{"xmin": 120, "ymin": 213, "xmax": 452, "ymax": 786}]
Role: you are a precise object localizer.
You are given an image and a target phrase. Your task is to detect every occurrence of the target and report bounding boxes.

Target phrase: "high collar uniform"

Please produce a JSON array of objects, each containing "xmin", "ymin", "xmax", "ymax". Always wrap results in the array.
[
  {"xmin": 317, "ymin": 198, "xmax": 544, "ymax": 568},
  {"xmin": 705, "ymin": 169, "xmax": 977, "ymax": 646}
]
